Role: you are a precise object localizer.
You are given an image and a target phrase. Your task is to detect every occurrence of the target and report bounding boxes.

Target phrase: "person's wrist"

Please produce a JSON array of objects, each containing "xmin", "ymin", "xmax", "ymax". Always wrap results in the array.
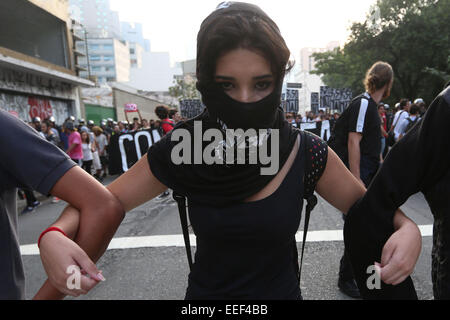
[{"xmin": 38, "ymin": 227, "xmax": 67, "ymax": 248}]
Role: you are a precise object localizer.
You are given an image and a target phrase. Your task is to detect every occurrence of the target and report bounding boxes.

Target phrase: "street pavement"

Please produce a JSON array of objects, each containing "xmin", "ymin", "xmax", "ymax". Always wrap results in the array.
[{"xmin": 19, "ymin": 175, "xmax": 435, "ymax": 300}]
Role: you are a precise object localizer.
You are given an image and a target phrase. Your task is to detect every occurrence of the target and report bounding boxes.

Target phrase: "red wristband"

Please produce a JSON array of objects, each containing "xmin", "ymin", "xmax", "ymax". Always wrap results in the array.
[{"xmin": 38, "ymin": 227, "xmax": 68, "ymax": 248}]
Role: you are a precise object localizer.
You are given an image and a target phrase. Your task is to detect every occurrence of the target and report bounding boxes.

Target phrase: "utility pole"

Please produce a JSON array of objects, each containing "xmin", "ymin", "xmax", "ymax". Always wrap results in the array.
[{"xmin": 84, "ymin": 29, "xmax": 91, "ymax": 79}]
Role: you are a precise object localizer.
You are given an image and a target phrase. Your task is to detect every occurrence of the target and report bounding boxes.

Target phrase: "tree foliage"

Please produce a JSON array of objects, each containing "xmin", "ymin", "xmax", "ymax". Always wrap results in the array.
[
  {"xmin": 312, "ymin": 0, "xmax": 449, "ymax": 106},
  {"xmin": 168, "ymin": 78, "xmax": 201, "ymax": 100}
]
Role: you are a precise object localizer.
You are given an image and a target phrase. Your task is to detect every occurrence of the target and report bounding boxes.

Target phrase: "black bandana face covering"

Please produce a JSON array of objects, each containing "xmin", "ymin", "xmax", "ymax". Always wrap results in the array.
[
  {"xmin": 198, "ymin": 83, "xmax": 282, "ymax": 130},
  {"xmin": 146, "ymin": 2, "xmax": 300, "ymax": 207}
]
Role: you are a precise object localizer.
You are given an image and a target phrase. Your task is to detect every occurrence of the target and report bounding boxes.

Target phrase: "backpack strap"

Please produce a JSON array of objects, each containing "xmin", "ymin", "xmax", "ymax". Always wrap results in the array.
[
  {"xmin": 295, "ymin": 130, "xmax": 327, "ymax": 286},
  {"xmin": 173, "ymin": 191, "xmax": 194, "ymax": 270}
]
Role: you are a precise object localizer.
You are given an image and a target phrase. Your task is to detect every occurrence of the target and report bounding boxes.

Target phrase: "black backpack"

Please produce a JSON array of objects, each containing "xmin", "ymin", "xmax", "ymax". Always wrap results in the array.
[
  {"xmin": 404, "ymin": 117, "xmax": 420, "ymax": 135},
  {"xmin": 172, "ymin": 130, "xmax": 319, "ymax": 291}
]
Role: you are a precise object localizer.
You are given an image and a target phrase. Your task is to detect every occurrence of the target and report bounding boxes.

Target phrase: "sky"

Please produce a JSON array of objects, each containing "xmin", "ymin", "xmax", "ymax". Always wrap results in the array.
[{"xmin": 109, "ymin": 0, "xmax": 378, "ymax": 65}]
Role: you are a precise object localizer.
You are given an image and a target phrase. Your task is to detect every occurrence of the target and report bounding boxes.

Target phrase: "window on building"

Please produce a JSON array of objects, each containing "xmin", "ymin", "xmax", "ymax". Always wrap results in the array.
[
  {"xmin": 92, "ymin": 66, "xmax": 102, "ymax": 71},
  {"xmin": 130, "ymin": 48, "xmax": 135, "ymax": 54},
  {"xmin": 90, "ymin": 55, "xmax": 101, "ymax": 61},
  {"xmin": 103, "ymin": 44, "xmax": 113, "ymax": 50},
  {"xmin": 89, "ymin": 44, "xmax": 100, "ymax": 50},
  {"xmin": 103, "ymin": 55, "xmax": 114, "ymax": 61}
]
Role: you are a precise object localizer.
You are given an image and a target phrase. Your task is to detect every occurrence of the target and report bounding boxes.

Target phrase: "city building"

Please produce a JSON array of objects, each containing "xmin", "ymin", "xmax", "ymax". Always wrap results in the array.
[
  {"xmin": 126, "ymin": 51, "xmax": 182, "ymax": 93},
  {"xmin": 76, "ymin": 37, "xmax": 131, "ymax": 84},
  {"xmin": 121, "ymin": 22, "xmax": 151, "ymax": 53},
  {"xmin": 69, "ymin": 0, "xmax": 121, "ymax": 39},
  {"xmin": 0, "ymin": 0, "xmax": 94, "ymax": 124},
  {"xmin": 294, "ymin": 41, "xmax": 340, "ymax": 114}
]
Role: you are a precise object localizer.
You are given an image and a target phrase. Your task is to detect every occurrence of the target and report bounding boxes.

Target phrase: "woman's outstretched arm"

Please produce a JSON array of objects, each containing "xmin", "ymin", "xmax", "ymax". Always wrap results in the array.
[{"xmin": 35, "ymin": 154, "xmax": 167, "ymax": 299}]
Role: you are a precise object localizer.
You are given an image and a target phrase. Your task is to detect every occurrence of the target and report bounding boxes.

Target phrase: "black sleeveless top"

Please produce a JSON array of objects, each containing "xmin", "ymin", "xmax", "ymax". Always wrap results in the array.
[{"xmin": 184, "ymin": 132, "xmax": 328, "ymax": 299}]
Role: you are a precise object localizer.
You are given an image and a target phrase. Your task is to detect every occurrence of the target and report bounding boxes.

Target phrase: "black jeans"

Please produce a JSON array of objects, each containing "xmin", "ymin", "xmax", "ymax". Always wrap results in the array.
[
  {"xmin": 23, "ymin": 188, "xmax": 37, "ymax": 207},
  {"xmin": 82, "ymin": 160, "xmax": 93, "ymax": 175}
]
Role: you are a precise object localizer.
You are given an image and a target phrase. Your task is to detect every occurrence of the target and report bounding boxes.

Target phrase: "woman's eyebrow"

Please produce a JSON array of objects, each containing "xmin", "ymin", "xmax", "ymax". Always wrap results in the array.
[
  {"xmin": 253, "ymin": 74, "xmax": 273, "ymax": 80},
  {"xmin": 215, "ymin": 75, "xmax": 234, "ymax": 80},
  {"xmin": 214, "ymin": 74, "xmax": 273, "ymax": 80}
]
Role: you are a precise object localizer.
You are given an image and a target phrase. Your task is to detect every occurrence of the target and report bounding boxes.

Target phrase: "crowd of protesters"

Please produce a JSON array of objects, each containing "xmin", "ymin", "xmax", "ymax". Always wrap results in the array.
[{"xmin": 18, "ymin": 105, "xmax": 181, "ymax": 213}]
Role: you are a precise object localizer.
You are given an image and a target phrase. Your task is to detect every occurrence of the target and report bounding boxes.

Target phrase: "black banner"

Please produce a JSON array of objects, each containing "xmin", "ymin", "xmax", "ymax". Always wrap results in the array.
[
  {"xmin": 179, "ymin": 99, "xmax": 205, "ymax": 119},
  {"xmin": 311, "ymin": 92, "xmax": 319, "ymax": 114},
  {"xmin": 320, "ymin": 86, "xmax": 352, "ymax": 112},
  {"xmin": 282, "ymin": 89, "xmax": 299, "ymax": 113},
  {"xmin": 108, "ymin": 129, "xmax": 162, "ymax": 175}
]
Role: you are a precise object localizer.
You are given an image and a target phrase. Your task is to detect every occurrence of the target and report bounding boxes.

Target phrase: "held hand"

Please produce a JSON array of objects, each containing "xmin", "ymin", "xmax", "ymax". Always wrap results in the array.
[
  {"xmin": 376, "ymin": 221, "xmax": 422, "ymax": 285},
  {"xmin": 39, "ymin": 231, "xmax": 105, "ymax": 297}
]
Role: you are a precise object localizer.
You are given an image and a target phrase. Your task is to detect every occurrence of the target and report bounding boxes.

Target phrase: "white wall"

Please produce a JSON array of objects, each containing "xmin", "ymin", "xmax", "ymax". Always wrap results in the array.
[{"xmin": 125, "ymin": 51, "xmax": 182, "ymax": 92}]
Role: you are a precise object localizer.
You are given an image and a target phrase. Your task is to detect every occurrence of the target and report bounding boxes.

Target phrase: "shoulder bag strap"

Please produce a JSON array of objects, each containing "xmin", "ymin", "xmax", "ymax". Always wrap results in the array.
[{"xmin": 173, "ymin": 191, "xmax": 193, "ymax": 270}]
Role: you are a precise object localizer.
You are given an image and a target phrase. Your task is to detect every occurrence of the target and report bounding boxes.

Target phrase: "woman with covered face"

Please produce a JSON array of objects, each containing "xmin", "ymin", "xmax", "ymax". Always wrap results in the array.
[{"xmin": 35, "ymin": 2, "xmax": 421, "ymax": 300}]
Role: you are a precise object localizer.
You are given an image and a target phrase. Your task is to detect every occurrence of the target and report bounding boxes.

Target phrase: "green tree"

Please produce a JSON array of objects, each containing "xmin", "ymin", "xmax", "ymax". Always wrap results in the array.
[
  {"xmin": 168, "ymin": 78, "xmax": 201, "ymax": 100},
  {"xmin": 312, "ymin": 0, "xmax": 449, "ymax": 106}
]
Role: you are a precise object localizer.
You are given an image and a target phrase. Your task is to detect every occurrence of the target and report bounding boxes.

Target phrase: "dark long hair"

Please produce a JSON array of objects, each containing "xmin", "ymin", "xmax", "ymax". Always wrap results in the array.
[{"xmin": 196, "ymin": 2, "xmax": 293, "ymax": 88}]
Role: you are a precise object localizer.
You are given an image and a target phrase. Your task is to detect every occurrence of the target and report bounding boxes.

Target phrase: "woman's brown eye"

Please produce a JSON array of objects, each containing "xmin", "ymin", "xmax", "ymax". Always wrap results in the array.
[
  {"xmin": 255, "ymin": 81, "xmax": 272, "ymax": 90},
  {"xmin": 218, "ymin": 82, "xmax": 234, "ymax": 90}
]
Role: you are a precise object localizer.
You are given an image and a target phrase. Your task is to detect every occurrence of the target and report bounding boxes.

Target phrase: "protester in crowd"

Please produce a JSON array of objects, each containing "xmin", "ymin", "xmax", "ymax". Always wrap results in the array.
[
  {"xmin": 59, "ymin": 121, "xmax": 70, "ymax": 151},
  {"xmin": 131, "ymin": 117, "xmax": 140, "ymax": 131},
  {"xmin": 36, "ymin": 2, "xmax": 421, "ymax": 301},
  {"xmin": 344, "ymin": 82, "xmax": 450, "ymax": 299},
  {"xmin": 285, "ymin": 112, "xmax": 294, "ymax": 124},
  {"xmin": 41, "ymin": 120, "xmax": 59, "ymax": 147},
  {"xmin": 112, "ymin": 124, "xmax": 120, "ymax": 136},
  {"xmin": 19, "ymin": 187, "xmax": 41, "ymax": 215},
  {"xmin": 414, "ymin": 98, "xmax": 427, "ymax": 117},
  {"xmin": 155, "ymin": 105, "xmax": 175, "ymax": 135},
  {"xmin": 378, "ymin": 104, "xmax": 388, "ymax": 162},
  {"xmin": 80, "ymin": 131, "xmax": 95, "ymax": 175},
  {"xmin": 141, "ymin": 119, "xmax": 150, "ymax": 129},
  {"xmin": 328, "ymin": 61, "xmax": 394, "ymax": 298},
  {"xmin": 396, "ymin": 103, "xmax": 421, "ymax": 141},
  {"xmin": 118, "ymin": 121, "xmax": 128, "ymax": 134},
  {"xmin": 30, "ymin": 117, "xmax": 45, "ymax": 139},
  {"xmin": 150, "ymin": 119, "xmax": 156, "ymax": 129},
  {"xmin": 65, "ymin": 122, "xmax": 83, "ymax": 166},
  {"xmin": 47, "ymin": 116, "xmax": 61, "ymax": 144},
  {"xmin": 295, "ymin": 114, "xmax": 302, "ymax": 126},
  {"xmin": 392, "ymin": 99, "xmax": 410, "ymax": 142},
  {"xmin": 0, "ymin": 109, "xmax": 124, "ymax": 299},
  {"xmin": 302, "ymin": 111, "xmax": 315, "ymax": 123},
  {"xmin": 77, "ymin": 119, "xmax": 86, "ymax": 133},
  {"xmin": 93, "ymin": 126, "xmax": 109, "ymax": 179},
  {"xmin": 172, "ymin": 111, "xmax": 182, "ymax": 124}
]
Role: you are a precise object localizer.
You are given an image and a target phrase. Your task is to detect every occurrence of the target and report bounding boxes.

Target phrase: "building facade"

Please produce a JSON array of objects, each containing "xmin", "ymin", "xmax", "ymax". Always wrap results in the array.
[
  {"xmin": 69, "ymin": 0, "xmax": 121, "ymax": 39},
  {"xmin": 76, "ymin": 38, "xmax": 131, "ymax": 84},
  {"xmin": 0, "ymin": 0, "xmax": 94, "ymax": 124}
]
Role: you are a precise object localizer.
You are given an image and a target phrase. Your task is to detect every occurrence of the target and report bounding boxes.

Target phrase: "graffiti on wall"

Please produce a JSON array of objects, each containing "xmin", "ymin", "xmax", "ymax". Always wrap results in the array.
[
  {"xmin": 0, "ymin": 67, "xmax": 76, "ymax": 100},
  {"xmin": 0, "ymin": 92, "xmax": 72, "ymax": 124}
]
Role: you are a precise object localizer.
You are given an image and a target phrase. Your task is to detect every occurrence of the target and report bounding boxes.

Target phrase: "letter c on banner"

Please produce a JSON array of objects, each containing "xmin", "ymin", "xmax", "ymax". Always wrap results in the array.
[
  {"xmin": 134, "ymin": 131, "xmax": 153, "ymax": 159},
  {"xmin": 119, "ymin": 134, "xmax": 134, "ymax": 172}
]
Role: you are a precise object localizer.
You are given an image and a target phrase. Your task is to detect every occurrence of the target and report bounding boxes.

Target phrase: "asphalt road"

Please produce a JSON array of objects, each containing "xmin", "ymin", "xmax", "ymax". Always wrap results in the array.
[{"xmin": 18, "ymin": 176, "xmax": 435, "ymax": 300}]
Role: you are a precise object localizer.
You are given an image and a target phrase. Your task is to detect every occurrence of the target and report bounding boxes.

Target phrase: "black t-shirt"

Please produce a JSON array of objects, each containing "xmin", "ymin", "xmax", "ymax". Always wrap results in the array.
[
  {"xmin": 0, "ymin": 110, "xmax": 76, "ymax": 299},
  {"xmin": 344, "ymin": 86, "xmax": 450, "ymax": 299},
  {"xmin": 329, "ymin": 92, "xmax": 381, "ymax": 164}
]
